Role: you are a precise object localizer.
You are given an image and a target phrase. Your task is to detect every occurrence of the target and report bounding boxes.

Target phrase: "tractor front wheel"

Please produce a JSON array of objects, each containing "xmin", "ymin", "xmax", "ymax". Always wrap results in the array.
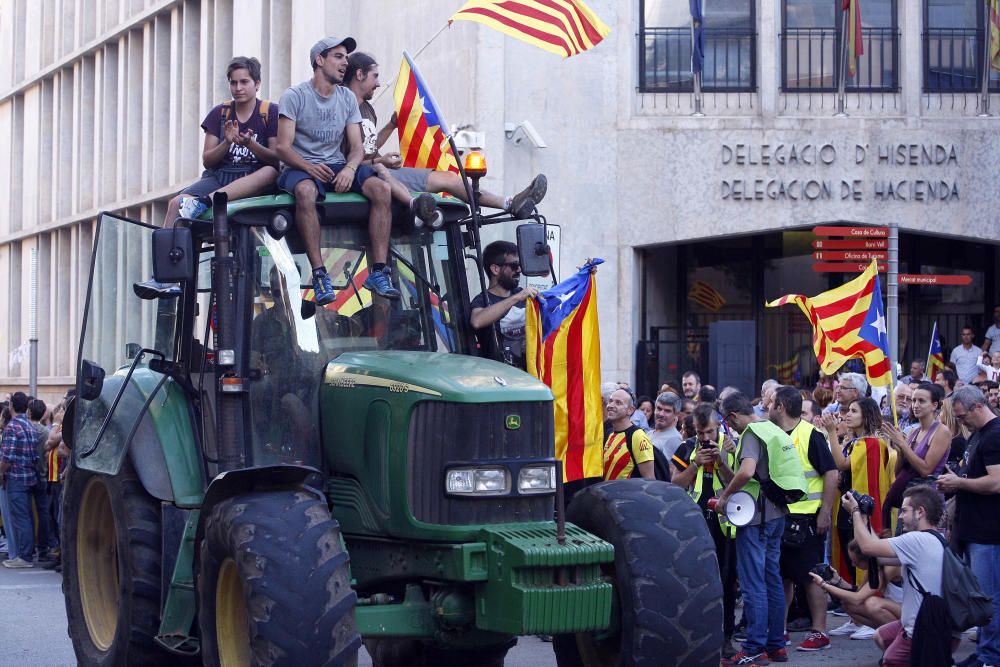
[{"xmin": 198, "ymin": 489, "xmax": 361, "ymax": 666}]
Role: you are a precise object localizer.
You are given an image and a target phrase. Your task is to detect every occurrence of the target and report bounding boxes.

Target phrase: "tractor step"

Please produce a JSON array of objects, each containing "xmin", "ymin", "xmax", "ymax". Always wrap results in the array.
[{"xmin": 155, "ymin": 633, "xmax": 200, "ymax": 656}]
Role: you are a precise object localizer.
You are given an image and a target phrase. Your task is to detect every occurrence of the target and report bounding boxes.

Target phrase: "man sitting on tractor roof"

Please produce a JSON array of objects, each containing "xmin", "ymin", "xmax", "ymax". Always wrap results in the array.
[
  {"xmin": 342, "ymin": 51, "xmax": 547, "ymax": 220},
  {"xmin": 275, "ymin": 36, "xmax": 444, "ymax": 305}
]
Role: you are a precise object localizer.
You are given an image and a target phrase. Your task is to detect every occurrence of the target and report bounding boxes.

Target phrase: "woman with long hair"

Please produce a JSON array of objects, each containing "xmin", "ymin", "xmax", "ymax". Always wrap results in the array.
[
  {"xmin": 880, "ymin": 382, "xmax": 951, "ymax": 528},
  {"xmin": 822, "ymin": 397, "xmax": 895, "ymax": 584},
  {"xmin": 940, "ymin": 396, "xmax": 970, "ymax": 468}
]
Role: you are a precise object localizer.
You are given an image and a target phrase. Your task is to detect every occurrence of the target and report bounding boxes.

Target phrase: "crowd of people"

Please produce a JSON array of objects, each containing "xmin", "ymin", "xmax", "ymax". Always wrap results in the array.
[
  {"xmin": 0, "ymin": 390, "xmax": 71, "ymax": 571},
  {"xmin": 596, "ymin": 368, "xmax": 1000, "ymax": 667}
]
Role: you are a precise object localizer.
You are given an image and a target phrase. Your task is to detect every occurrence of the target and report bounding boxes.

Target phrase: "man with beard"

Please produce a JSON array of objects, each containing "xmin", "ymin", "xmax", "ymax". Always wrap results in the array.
[
  {"xmin": 648, "ymin": 391, "xmax": 683, "ymax": 459},
  {"xmin": 894, "ymin": 382, "xmax": 917, "ymax": 432},
  {"xmin": 275, "ymin": 37, "xmax": 441, "ymax": 304},
  {"xmin": 470, "ymin": 240, "xmax": 538, "ymax": 369},
  {"xmin": 341, "ymin": 52, "xmax": 547, "ymax": 220}
]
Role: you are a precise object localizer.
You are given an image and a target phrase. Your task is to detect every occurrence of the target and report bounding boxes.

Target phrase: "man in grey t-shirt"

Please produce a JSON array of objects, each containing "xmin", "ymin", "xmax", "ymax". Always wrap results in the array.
[
  {"xmin": 843, "ymin": 485, "xmax": 950, "ymax": 667},
  {"xmin": 648, "ymin": 391, "xmax": 683, "ymax": 459},
  {"xmin": 275, "ymin": 36, "xmax": 443, "ymax": 305}
]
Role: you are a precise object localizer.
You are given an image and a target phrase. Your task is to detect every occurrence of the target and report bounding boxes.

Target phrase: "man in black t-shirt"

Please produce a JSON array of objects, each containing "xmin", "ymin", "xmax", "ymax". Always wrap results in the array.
[
  {"xmin": 938, "ymin": 385, "xmax": 1000, "ymax": 667},
  {"xmin": 469, "ymin": 241, "xmax": 538, "ymax": 369}
]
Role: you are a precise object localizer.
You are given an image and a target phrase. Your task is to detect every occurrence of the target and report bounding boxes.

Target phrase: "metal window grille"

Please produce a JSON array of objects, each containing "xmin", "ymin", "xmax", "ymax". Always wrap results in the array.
[
  {"xmin": 780, "ymin": 27, "xmax": 900, "ymax": 92},
  {"xmin": 638, "ymin": 26, "xmax": 757, "ymax": 93}
]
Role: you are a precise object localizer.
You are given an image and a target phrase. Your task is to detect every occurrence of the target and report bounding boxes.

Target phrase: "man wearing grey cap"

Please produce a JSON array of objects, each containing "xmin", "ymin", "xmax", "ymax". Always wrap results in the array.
[{"xmin": 275, "ymin": 36, "xmax": 441, "ymax": 303}]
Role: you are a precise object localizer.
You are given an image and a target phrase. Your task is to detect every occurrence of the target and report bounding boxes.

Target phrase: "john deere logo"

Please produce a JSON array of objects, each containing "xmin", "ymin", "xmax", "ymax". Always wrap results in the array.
[{"xmin": 505, "ymin": 415, "xmax": 521, "ymax": 430}]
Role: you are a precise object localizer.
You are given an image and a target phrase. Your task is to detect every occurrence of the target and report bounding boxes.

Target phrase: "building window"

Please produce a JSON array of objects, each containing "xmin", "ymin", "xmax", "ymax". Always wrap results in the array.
[
  {"xmin": 781, "ymin": 0, "xmax": 899, "ymax": 92},
  {"xmin": 924, "ymin": 0, "xmax": 1000, "ymax": 92},
  {"xmin": 639, "ymin": 0, "xmax": 756, "ymax": 93}
]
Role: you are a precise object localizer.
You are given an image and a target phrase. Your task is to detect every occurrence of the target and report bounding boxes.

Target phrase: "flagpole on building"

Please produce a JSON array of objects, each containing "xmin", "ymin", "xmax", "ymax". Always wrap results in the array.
[
  {"xmin": 979, "ymin": 0, "xmax": 994, "ymax": 117},
  {"xmin": 835, "ymin": 9, "xmax": 850, "ymax": 117},
  {"xmin": 887, "ymin": 224, "xmax": 899, "ymax": 387},
  {"xmin": 691, "ymin": 21, "xmax": 704, "ymax": 116}
]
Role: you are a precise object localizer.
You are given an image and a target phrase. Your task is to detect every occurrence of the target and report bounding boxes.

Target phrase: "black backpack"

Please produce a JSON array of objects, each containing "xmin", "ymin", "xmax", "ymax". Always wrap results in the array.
[
  {"xmin": 907, "ymin": 530, "xmax": 993, "ymax": 632},
  {"xmin": 625, "ymin": 437, "xmax": 672, "ymax": 482}
]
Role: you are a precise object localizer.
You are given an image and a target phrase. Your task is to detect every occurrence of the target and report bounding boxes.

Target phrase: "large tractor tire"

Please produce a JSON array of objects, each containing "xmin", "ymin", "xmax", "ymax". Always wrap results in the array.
[
  {"xmin": 553, "ymin": 480, "xmax": 724, "ymax": 667},
  {"xmin": 62, "ymin": 461, "xmax": 176, "ymax": 666},
  {"xmin": 365, "ymin": 637, "xmax": 512, "ymax": 667},
  {"xmin": 198, "ymin": 489, "xmax": 361, "ymax": 667}
]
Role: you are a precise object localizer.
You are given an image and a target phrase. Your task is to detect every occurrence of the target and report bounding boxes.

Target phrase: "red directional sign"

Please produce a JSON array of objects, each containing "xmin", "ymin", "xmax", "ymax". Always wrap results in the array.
[
  {"xmin": 812, "ymin": 251, "xmax": 888, "ymax": 262},
  {"xmin": 812, "ymin": 262, "xmax": 887, "ymax": 273},
  {"xmin": 812, "ymin": 239, "xmax": 888, "ymax": 250},
  {"xmin": 812, "ymin": 226, "xmax": 889, "ymax": 238},
  {"xmin": 899, "ymin": 274, "xmax": 973, "ymax": 286}
]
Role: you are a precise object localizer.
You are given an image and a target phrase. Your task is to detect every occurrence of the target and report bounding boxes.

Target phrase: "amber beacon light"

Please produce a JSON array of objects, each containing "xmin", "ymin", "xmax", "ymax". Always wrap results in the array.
[{"xmin": 463, "ymin": 151, "xmax": 488, "ymax": 178}]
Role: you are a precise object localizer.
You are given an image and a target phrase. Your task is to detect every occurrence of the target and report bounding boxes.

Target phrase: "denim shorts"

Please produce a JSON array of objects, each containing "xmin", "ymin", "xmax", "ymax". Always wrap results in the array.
[
  {"xmin": 182, "ymin": 166, "xmax": 259, "ymax": 196},
  {"xmin": 277, "ymin": 163, "xmax": 377, "ymax": 199}
]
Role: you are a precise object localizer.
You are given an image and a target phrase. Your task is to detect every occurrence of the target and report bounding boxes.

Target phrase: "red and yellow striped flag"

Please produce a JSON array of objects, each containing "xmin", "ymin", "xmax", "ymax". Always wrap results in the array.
[
  {"xmin": 449, "ymin": 0, "xmax": 610, "ymax": 58},
  {"xmin": 843, "ymin": 0, "xmax": 864, "ymax": 77},
  {"xmin": 688, "ymin": 279, "xmax": 725, "ymax": 312},
  {"xmin": 526, "ymin": 259, "xmax": 604, "ymax": 482},
  {"xmin": 392, "ymin": 52, "xmax": 459, "ymax": 173},
  {"xmin": 831, "ymin": 436, "xmax": 893, "ymax": 583}
]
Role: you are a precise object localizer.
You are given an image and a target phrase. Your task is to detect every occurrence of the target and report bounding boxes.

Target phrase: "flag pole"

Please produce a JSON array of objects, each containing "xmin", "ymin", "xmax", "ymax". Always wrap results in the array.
[
  {"xmin": 887, "ymin": 224, "xmax": 899, "ymax": 382},
  {"xmin": 925, "ymin": 321, "xmax": 937, "ymax": 379},
  {"xmin": 373, "ymin": 23, "xmax": 451, "ymax": 104},
  {"xmin": 691, "ymin": 19, "xmax": 704, "ymax": 116},
  {"xmin": 980, "ymin": 0, "xmax": 994, "ymax": 117},
  {"xmin": 835, "ymin": 5, "xmax": 850, "ymax": 117}
]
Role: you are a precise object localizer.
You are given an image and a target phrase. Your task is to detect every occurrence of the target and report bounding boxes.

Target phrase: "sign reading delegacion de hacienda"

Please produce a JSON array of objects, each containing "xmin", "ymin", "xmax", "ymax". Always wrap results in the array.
[{"xmin": 719, "ymin": 142, "xmax": 960, "ymax": 203}]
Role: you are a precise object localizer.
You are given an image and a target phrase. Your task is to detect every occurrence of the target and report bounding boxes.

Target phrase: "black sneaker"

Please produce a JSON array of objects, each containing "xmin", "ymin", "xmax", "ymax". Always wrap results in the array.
[
  {"xmin": 133, "ymin": 278, "xmax": 182, "ymax": 300},
  {"xmin": 40, "ymin": 558, "xmax": 61, "ymax": 570},
  {"xmin": 410, "ymin": 193, "xmax": 443, "ymax": 229},
  {"xmin": 507, "ymin": 174, "xmax": 548, "ymax": 219}
]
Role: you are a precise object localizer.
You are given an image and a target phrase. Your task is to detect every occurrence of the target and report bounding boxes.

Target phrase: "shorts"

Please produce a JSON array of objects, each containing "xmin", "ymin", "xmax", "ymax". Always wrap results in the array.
[
  {"xmin": 182, "ymin": 166, "xmax": 261, "ymax": 197},
  {"xmin": 277, "ymin": 163, "xmax": 378, "ymax": 198},
  {"xmin": 779, "ymin": 514, "xmax": 825, "ymax": 584},
  {"xmin": 388, "ymin": 166, "xmax": 432, "ymax": 193},
  {"xmin": 876, "ymin": 621, "xmax": 911, "ymax": 667}
]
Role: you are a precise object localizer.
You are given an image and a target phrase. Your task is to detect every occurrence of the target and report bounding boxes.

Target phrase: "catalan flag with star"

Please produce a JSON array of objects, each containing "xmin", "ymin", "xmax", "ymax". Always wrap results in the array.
[
  {"xmin": 926, "ymin": 321, "xmax": 946, "ymax": 382},
  {"xmin": 766, "ymin": 260, "xmax": 892, "ymax": 388},
  {"xmin": 449, "ymin": 0, "xmax": 610, "ymax": 58},
  {"xmin": 392, "ymin": 51, "xmax": 459, "ymax": 173},
  {"xmin": 526, "ymin": 258, "xmax": 605, "ymax": 483}
]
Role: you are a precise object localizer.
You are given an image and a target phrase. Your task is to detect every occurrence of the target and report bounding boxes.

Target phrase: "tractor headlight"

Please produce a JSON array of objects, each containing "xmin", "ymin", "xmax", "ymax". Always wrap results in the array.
[
  {"xmin": 518, "ymin": 464, "xmax": 558, "ymax": 494},
  {"xmin": 445, "ymin": 467, "xmax": 511, "ymax": 496}
]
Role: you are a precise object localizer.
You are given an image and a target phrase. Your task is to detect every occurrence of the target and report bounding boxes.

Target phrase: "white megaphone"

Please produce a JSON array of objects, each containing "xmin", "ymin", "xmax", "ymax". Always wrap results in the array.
[{"xmin": 723, "ymin": 491, "xmax": 757, "ymax": 527}]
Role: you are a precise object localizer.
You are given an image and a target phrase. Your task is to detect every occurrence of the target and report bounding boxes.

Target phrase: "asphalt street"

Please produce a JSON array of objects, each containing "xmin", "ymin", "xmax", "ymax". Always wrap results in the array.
[{"xmin": 0, "ymin": 561, "xmax": 979, "ymax": 666}]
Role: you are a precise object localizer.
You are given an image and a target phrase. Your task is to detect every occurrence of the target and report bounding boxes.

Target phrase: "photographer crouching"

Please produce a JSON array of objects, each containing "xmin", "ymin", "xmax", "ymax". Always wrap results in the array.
[{"xmin": 841, "ymin": 484, "xmax": 959, "ymax": 667}]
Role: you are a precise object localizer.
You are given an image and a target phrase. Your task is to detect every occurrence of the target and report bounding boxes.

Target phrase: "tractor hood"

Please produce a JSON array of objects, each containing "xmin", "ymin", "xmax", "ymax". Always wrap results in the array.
[{"xmin": 322, "ymin": 351, "xmax": 553, "ymax": 403}]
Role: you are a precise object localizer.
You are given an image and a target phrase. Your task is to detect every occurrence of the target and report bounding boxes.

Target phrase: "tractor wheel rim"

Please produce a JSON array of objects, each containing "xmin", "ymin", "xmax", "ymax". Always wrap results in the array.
[
  {"xmin": 216, "ymin": 557, "xmax": 251, "ymax": 667},
  {"xmin": 77, "ymin": 477, "xmax": 119, "ymax": 651}
]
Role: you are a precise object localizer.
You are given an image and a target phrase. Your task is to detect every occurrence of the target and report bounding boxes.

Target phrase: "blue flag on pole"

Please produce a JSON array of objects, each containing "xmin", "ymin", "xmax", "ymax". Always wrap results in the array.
[{"xmin": 690, "ymin": 0, "xmax": 705, "ymax": 74}]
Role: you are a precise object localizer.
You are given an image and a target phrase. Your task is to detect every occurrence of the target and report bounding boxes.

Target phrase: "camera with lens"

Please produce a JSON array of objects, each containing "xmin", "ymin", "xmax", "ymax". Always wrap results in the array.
[
  {"xmin": 809, "ymin": 563, "xmax": 835, "ymax": 583},
  {"xmin": 850, "ymin": 490, "xmax": 875, "ymax": 517}
]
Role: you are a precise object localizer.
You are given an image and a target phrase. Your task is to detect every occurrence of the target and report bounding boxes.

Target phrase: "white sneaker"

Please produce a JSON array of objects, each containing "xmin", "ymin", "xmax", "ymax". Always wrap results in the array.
[
  {"xmin": 2, "ymin": 557, "xmax": 33, "ymax": 569},
  {"xmin": 828, "ymin": 621, "xmax": 860, "ymax": 636},
  {"xmin": 850, "ymin": 625, "xmax": 876, "ymax": 640}
]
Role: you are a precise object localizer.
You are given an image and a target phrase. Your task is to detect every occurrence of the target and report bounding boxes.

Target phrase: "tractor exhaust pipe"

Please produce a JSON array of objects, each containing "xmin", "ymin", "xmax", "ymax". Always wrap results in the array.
[{"xmin": 211, "ymin": 192, "xmax": 243, "ymax": 472}]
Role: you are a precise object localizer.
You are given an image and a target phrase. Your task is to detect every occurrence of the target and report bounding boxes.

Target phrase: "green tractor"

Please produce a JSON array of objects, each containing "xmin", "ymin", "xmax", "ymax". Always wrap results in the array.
[{"xmin": 61, "ymin": 183, "xmax": 723, "ymax": 666}]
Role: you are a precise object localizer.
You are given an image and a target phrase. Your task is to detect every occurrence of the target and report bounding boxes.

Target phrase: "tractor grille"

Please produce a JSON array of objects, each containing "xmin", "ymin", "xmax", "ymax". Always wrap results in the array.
[{"xmin": 407, "ymin": 401, "xmax": 555, "ymax": 525}]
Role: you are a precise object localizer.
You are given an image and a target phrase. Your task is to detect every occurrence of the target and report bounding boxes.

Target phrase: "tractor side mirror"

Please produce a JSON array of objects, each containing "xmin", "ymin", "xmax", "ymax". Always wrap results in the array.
[
  {"xmin": 515, "ymin": 223, "xmax": 551, "ymax": 277},
  {"xmin": 152, "ymin": 227, "xmax": 195, "ymax": 283},
  {"xmin": 79, "ymin": 359, "xmax": 106, "ymax": 401}
]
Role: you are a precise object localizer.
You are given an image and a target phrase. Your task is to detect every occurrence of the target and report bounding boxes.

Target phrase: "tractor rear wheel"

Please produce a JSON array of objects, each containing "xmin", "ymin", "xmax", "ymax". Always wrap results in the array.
[
  {"xmin": 553, "ymin": 480, "xmax": 723, "ymax": 667},
  {"xmin": 198, "ymin": 489, "xmax": 361, "ymax": 666},
  {"xmin": 62, "ymin": 461, "xmax": 176, "ymax": 666}
]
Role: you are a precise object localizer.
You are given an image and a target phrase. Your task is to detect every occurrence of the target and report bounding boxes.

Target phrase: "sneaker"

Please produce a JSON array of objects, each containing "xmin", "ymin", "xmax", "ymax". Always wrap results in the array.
[
  {"xmin": 849, "ymin": 625, "xmax": 876, "ymax": 640},
  {"xmin": 784, "ymin": 633, "xmax": 791, "ymax": 646},
  {"xmin": 796, "ymin": 631, "xmax": 831, "ymax": 651},
  {"xmin": 40, "ymin": 558, "xmax": 61, "ymax": 570},
  {"xmin": 767, "ymin": 647, "xmax": 789, "ymax": 663},
  {"xmin": 312, "ymin": 269, "xmax": 337, "ymax": 306},
  {"xmin": 829, "ymin": 605, "xmax": 849, "ymax": 617},
  {"xmin": 507, "ymin": 174, "xmax": 548, "ymax": 219},
  {"xmin": 721, "ymin": 651, "xmax": 768, "ymax": 666},
  {"xmin": 828, "ymin": 620, "xmax": 861, "ymax": 637},
  {"xmin": 721, "ymin": 637, "xmax": 738, "ymax": 659},
  {"xmin": 178, "ymin": 195, "xmax": 210, "ymax": 220},
  {"xmin": 133, "ymin": 278, "xmax": 182, "ymax": 300},
  {"xmin": 410, "ymin": 193, "xmax": 443, "ymax": 229},
  {"xmin": 2, "ymin": 557, "xmax": 33, "ymax": 569},
  {"xmin": 363, "ymin": 266, "xmax": 401, "ymax": 300},
  {"xmin": 787, "ymin": 616, "xmax": 811, "ymax": 632}
]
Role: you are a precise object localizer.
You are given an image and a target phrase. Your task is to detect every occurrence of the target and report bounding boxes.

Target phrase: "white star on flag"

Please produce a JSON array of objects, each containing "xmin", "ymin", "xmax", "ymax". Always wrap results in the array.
[
  {"xmin": 869, "ymin": 313, "xmax": 886, "ymax": 339},
  {"xmin": 557, "ymin": 290, "xmax": 576, "ymax": 308}
]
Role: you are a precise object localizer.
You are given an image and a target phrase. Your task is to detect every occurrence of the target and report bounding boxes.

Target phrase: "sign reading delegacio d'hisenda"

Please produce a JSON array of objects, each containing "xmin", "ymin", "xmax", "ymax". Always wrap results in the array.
[{"xmin": 720, "ymin": 142, "xmax": 959, "ymax": 203}]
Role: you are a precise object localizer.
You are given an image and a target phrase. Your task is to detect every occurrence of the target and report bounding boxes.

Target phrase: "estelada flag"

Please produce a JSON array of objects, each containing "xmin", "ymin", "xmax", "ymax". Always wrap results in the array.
[
  {"xmin": 449, "ymin": 0, "xmax": 610, "ymax": 58},
  {"xmin": 843, "ymin": 0, "xmax": 864, "ymax": 77},
  {"xmin": 526, "ymin": 258, "xmax": 604, "ymax": 482},
  {"xmin": 392, "ymin": 51, "xmax": 459, "ymax": 173},
  {"xmin": 926, "ymin": 321, "xmax": 946, "ymax": 381},
  {"xmin": 688, "ymin": 279, "xmax": 725, "ymax": 312},
  {"xmin": 766, "ymin": 259, "xmax": 892, "ymax": 387}
]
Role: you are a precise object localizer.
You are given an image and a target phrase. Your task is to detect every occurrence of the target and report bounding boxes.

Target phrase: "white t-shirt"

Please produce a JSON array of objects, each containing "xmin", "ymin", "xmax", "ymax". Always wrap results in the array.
[
  {"xmin": 951, "ymin": 344, "xmax": 982, "ymax": 383},
  {"xmin": 888, "ymin": 531, "xmax": 945, "ymax": 635},
  {"xmin": 978, "ymin": 363, "xmax": 1000, "ymax": 382}
]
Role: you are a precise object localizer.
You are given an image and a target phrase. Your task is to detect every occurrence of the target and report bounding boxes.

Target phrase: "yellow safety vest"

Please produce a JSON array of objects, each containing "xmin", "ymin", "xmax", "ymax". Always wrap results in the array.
[
  {"xmin": 689, "ymin": 433, "xmax": 737, "ymax": 539},
  {"xmin": 786, "ymin": 419, "xmax": 825, "ymax": 515}
]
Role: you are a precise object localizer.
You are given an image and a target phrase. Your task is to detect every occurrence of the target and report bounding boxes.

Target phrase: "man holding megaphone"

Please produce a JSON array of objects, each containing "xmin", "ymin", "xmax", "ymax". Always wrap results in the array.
[{"xmin": 716, "ymin": 391, "xmax": 810, "ymax": 666}]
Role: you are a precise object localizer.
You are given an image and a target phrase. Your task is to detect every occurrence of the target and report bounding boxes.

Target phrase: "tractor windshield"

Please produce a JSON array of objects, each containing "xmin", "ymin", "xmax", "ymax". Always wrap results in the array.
[{"xmin": 246, "ymin": 225, "xmax": 466, "ymax": 466}]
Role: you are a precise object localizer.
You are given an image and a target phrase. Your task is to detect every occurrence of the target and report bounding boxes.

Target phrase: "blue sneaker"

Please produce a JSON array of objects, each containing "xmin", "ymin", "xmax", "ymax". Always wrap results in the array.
[
  {"xmin": 312, "ymin": 269, "xmax": 336, "ymax": 306},
  {"xmin": 363, "ymin": 266, "xmax": 401, "ymax": 300},
  {"xmin": 178, "ymin": 195, "xmax": 210, "ymax": 220}
]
